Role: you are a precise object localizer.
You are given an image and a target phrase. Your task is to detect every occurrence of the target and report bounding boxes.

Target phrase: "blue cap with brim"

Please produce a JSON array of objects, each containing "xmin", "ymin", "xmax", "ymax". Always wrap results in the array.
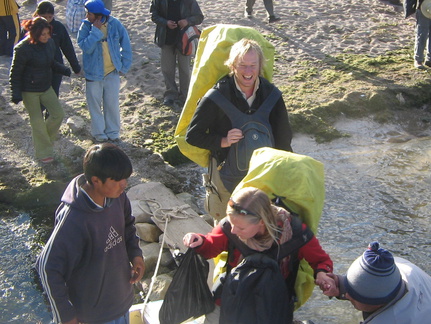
[{"xmin": 84, "ymin": 0, "xmax": 110, "ymax": 16}]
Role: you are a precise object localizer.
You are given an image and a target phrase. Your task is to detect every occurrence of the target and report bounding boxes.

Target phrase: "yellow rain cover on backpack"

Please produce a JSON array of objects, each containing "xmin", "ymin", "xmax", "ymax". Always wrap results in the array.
[
  {"xmin": 174, "ymin": 24, "xmax": 275, "ymax": 167},
  {"xmin": 234, "ymin": 147, "xmax": 325, "ymax": 309}
]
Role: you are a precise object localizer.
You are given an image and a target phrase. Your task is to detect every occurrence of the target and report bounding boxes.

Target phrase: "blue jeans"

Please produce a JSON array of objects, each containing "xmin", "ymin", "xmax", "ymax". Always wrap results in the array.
[
  {"xmin": 415, "ymin": 9, "xmax": 431, "ymax": 63},
  {"xmin": 103, "ymin": 312, "xmax": 130, "ymax": 324},
  {"xmin": 86, "ymin": 70, "xmax": 121, "ymax": 141}
]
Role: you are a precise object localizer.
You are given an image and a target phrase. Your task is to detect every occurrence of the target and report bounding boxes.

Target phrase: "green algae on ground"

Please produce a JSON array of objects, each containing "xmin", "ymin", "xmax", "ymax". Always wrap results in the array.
[{"xmin": 279, "ymin": 48, "xmax": 431, "ymax": 142}]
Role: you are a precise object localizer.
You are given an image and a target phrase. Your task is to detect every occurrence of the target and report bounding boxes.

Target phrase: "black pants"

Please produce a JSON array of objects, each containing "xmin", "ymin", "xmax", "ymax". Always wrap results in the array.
[{"xmin": 0, "ymin": 14, "xmax": 20, "ymax": 57}]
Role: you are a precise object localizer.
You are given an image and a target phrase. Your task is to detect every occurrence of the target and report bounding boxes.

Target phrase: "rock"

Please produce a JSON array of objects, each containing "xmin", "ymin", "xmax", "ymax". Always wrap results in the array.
[
  {"xmin": 131, "ymin": 199, "xmax": 153, "ymax": 223},
  {"xmin": 66, "ymin": 116, "xmax": 87, "ymax": 135},
  {"xmin": 139, "ymin": 241, "xmax": 174, "ymax": 274},
  {"xmin": 141, "ymin": 273, "xmax": 173, "ymax": 301},
  {"xmin": 176, "ymin": 192, "xmax": 202, "ymax": 214},
  {"xmin": 136, "ymin": 223, "xmax": 162, "ymax": 242}
]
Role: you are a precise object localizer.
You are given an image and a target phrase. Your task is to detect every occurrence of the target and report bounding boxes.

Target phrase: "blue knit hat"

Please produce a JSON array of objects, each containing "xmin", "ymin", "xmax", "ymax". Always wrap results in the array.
[
  {"xmin": 344, "ymin": 242, "xmax": 402, "ymax": 305},
  {"xmin": 84, "ymin": 0, "xmax": 110, "ymax": 16}
]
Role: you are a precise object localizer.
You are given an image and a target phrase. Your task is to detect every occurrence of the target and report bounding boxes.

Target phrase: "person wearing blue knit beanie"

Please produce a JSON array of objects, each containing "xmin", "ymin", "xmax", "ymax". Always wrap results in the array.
[{"xmin": 320, "ymin": 242, "xmax": 431, "ymax": 323}]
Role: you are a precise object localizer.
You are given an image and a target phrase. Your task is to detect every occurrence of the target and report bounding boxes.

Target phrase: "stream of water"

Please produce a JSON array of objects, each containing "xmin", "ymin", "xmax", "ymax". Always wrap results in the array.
[{"xmin": 1, "ymin": 118, "xmax": 430, "ymax": 323}]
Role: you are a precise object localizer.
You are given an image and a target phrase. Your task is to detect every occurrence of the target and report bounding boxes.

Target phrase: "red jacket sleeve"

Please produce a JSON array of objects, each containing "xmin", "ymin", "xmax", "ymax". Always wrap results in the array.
[
  {"xmin": 194, "ymin": 224, "xmax": 229, "ymax": 259},
  {"xmin": 298, "ymin": 224, "xmax": 333, "ymax": 274}
]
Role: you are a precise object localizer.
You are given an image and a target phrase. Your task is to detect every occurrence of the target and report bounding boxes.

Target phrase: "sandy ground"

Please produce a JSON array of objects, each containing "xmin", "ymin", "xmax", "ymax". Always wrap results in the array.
[{"xmin": 0, "ymin": 0, "xmax": 417, "ymax": 195}]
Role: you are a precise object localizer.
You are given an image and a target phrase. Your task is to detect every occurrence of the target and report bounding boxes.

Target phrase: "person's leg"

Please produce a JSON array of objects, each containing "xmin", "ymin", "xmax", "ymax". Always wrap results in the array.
[
  {"xmin": 102, "ymin": 0, "xmax": 112, "ymax": 10},
  {"xmin": 263, "ymin": 0, "xmax": 275, "ymax": 17},
  {"xmin": 1, "ymin": 15, "xmax": 20, "ymax": 57},
  {"xmin": 41, "ymin": 72, "xmax": 62, "ymax": 117},
  {"xmin": 245, "ymin": 0, "xmax": 256, "ymax": 15},
  {"xmin": 426, "ymin": 17, "xmax": 431, "ymax": 64},
  {"xmin": 176, "ymin": 49, "xmax": 192, "ymax": 104},
  {"xmin": 22, "ymin": 91, "xmax": 55, "ymax": 159},
  {"xmin": 102, "ymin": 71, "xmax": 121, "ymax": 140},
  {"xmin": 102, "ymin": 311, "xmax": 129, "ymax": 324},
  {"xmin": 51, "ymin": 73, "xmax": 63, "ymax": 97},
  {"xmin": 414, "ymin": 10, "xmax": 430, "ymax": 65},
  {"xmin": 0, "ymin": 17, "xmax": 7, "ymax": 56},
  {"xmin": 86, "ymin": 79, "xmax": 108, "ymax": 141},
  {"xmin": 161, "ymin": 44, "xmax": 179, "ymax": 103},
  {"xmin": 40, "ymin": 87, "xmax": 65, "ymax": 142}
]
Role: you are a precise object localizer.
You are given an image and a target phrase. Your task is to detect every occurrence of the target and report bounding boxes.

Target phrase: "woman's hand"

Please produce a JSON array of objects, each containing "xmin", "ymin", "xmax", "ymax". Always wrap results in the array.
[{"xmin": 183, "ymin": 233, "xmax": 203, "ymax": 248}]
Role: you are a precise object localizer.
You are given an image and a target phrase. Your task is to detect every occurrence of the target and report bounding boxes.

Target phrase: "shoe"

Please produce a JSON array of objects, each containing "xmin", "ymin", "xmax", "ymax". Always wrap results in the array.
[
  {"xmin": 163, "ymin": 99, "xmax": 174, "ymax": 106},
  {"xmin": 94, "ymin": 138, "xmax": 108, "ymax": 143},
  {"xmin": 244, "ymin": 10, "xmax": 253, "ymax": 19},
  {"xmin": 414, "ymin": 61, "xmax": 426, "ymax": 70},
  {"xmin": 425, "ymin": 61, "xmax": 431, "ymax": 67},
  {"xmin": 109, "ymin": 138, "xmax": 121, "ymax": 144},
  {"xmin": 268, "ymin": 15, "xmax": 281, "ymax": 23},
  {"xmin": 41, "ymin": 157, "xmax": 54, "ymax": 164}
]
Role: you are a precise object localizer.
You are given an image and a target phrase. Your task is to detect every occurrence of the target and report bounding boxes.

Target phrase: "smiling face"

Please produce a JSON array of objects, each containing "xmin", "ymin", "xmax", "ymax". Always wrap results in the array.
[
  {"xmin": 38, "ymin": 27, "xmax": 51, "ymax": 43},
  {"xmin": 232, "ymin": 49, "xmax": 260, "ymax": 94}
]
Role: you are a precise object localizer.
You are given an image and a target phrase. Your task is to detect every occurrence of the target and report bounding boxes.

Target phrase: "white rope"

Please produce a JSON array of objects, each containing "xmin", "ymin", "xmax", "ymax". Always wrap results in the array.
[
  {"xmin": 139, "ymin": 204, "xmax": 192, "ymax": 322},
  {"xmin": 152, "ymin": 204, "xmax": 192, "ymax": 223},
  {"xmin": 141, "ymin": 214, "xmax": 168, "ymax": 323}
]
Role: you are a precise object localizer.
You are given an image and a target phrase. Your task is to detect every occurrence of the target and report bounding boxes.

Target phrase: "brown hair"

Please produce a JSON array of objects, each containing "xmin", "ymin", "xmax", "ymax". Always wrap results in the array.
[
  {"xmin": 21, "ymin": 17, "xmax": 52, "ymax": 44},
  {"xmin": 224, "ymin": 39, "xmax": 265, "ymax": 76}
]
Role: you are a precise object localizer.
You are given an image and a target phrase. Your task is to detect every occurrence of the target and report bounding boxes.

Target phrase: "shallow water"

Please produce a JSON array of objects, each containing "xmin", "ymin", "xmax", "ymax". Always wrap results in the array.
[
  {"xmin": 294, "ymin": 119, "xmax": 431, "ymax": 323},
  {"xmin": 1, "ymin": 119, "xmax": 430, "ymax": 324}
]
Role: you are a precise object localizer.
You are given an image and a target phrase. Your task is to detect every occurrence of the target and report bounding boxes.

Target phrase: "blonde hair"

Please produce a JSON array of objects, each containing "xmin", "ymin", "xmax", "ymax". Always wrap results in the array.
[
  {"xmin": 227, "ymin": 187, "xmax": 280, "ymax": 242},
  {"xmin": 224, "ymin": 39, "xmax": 265, "ymax": 76}
]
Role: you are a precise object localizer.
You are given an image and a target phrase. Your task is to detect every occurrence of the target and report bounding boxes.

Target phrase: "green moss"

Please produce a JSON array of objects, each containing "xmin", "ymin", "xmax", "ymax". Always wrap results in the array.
[{"xmin": 276, "ymin": 48, "xmax": 431, "ymax": 140}]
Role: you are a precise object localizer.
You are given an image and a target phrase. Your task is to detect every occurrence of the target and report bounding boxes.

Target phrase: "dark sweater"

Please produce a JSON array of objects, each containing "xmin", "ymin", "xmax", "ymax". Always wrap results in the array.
[
  {"xmin": 36, "ymin": 175, "xmax": 142, "ymax": 323},
  {"xmin": 50, "ymin": 18, "xmax": 81, "ymax": 74}
]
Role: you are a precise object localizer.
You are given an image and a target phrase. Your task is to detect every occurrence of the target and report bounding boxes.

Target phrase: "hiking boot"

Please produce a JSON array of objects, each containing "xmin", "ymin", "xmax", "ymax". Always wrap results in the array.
[
  {"xmin": 244, "ymin": 10, "xmax": 253, "ymax": 19},
  {"xmin": 268, "ymin": 15, "xmax": 281, "ymax": 23},
  {"xmin": 425, "ymin": 60, "xmax": 431, "ymax": 67},
  {"xmin": 163, "ymin": 98, "xmax": 174, "ymax": 106},
  {"xmin": 414, "ymin": 61, "xmax": 426, "ymax": 70}
]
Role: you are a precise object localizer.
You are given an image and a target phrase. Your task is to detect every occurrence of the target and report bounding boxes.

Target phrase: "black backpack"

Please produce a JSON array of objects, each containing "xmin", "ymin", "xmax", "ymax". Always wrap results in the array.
[
  {"xmin": 204, "ymin": 87, "xmax": 281, "ymax": 192},
  {"xmin": 217, "ymin": 214, "xmax": 314, "ymax": 324}
]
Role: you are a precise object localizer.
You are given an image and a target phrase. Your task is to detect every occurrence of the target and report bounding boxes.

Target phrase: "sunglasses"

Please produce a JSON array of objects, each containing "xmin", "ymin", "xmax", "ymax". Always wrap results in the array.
[{"xmin": 228, "ymin": 198, "xmax": 256, "ymax": 216}]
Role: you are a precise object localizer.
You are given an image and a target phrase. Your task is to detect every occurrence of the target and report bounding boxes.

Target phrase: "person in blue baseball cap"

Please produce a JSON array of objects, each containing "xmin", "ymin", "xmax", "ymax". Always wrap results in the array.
[
  {"xmin": 320, "ymin": 242, "xmax": 431, "ymax": 323},
  {"xmin": 77, "ymin": 0, "xmax": 132, "ymax": 144}
]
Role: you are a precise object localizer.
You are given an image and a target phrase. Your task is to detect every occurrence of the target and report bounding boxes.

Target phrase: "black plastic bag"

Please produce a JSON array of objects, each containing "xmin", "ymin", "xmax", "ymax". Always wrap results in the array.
[{"xmin": 159, "ymin": 248, "xmax": 215, "ymax": 324}]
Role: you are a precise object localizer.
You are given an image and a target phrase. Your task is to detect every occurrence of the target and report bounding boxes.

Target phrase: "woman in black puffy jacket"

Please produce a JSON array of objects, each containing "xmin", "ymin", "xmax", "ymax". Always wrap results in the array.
[{"xmin": 9, "ymin": 17, "xmax": 71, "ymax": 164}]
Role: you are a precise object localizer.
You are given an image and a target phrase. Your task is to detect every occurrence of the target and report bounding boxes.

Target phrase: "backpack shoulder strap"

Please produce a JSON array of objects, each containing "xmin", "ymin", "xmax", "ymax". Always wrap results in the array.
[
  {"xmin": 204, "ymin": 88, "xmax": 241, "ymax": 123},
  {"xmin": 256, "ymin": 86, "xmax": 282, "ymax": 115},
  {"xmin": 205, "ymin": 87, "xmax": 282, "ymax": 127},
  {"xmin": 276, "ymin": 215, "xmax": 314, "ymax": 260}
]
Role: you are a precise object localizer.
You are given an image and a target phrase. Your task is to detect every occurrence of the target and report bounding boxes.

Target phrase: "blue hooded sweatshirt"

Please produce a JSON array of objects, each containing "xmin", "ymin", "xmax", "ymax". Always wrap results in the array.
[{"xmin": 36, "ymin": 174, "xmax": 142, "ymax": 323}]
